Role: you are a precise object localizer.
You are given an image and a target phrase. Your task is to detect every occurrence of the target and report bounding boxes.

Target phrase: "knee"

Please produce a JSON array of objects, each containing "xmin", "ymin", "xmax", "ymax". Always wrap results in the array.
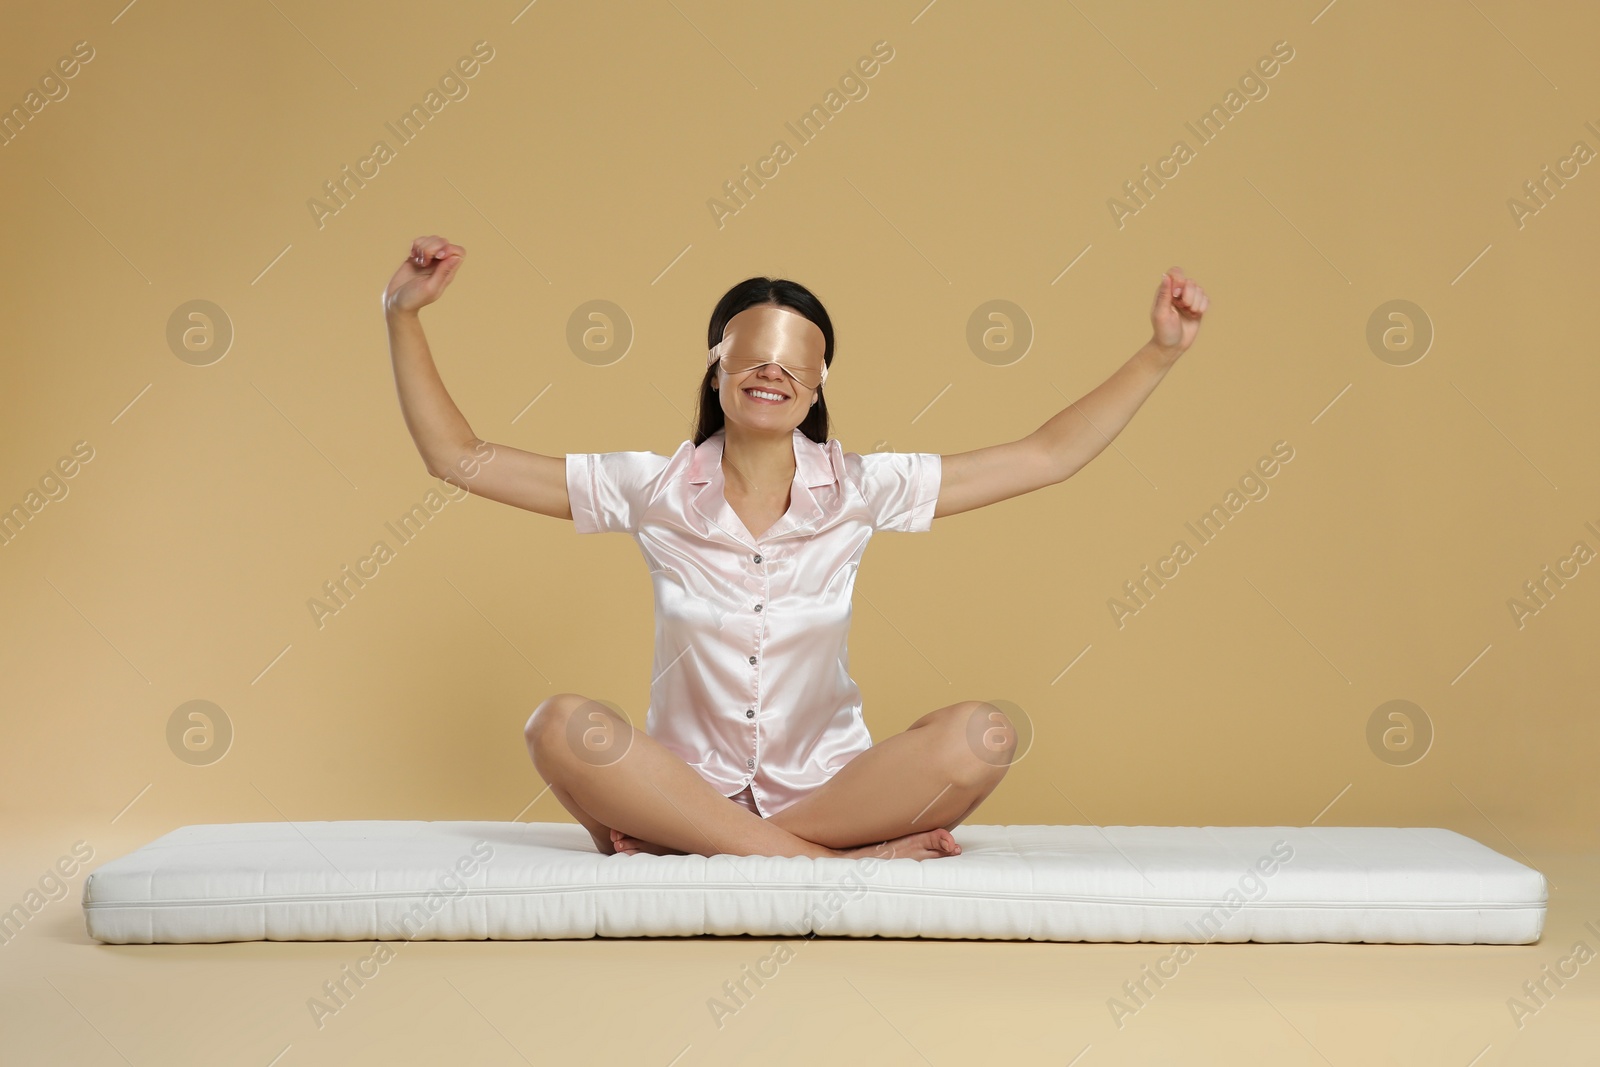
[
  {"xmin": 935, "ymin": 701, "xmax": 1019, "ymax": 788},
  {"xmin": 525, "ymin": 693, "xmax": 635, "ymax": 774},
  {"xmin": 523, "ymin": 692, "xmax": 591, "ymax": 764}
]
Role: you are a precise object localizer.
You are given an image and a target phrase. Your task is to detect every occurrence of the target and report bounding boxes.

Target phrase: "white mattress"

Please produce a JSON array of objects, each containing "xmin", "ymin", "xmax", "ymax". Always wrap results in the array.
[{"xmin": 81, "ymin": 821, "xmax": 1547, "ymax": 945}]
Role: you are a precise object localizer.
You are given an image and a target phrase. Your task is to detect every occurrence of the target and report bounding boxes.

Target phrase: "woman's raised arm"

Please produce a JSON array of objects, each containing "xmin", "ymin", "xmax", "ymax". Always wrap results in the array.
[
  {"xmin": 383, "ymin": 235, "xmax": 572, "ymax": 520},
  {"xmin": 934, "ymin": 266, "xmax": 1209, "ymax": 519}
]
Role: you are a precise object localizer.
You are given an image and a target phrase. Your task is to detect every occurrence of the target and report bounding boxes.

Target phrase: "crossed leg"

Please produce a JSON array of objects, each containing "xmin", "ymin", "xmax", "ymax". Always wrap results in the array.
[{"xmin": 523, "ymin": 693, "xmax": 1017, "ymax": 860}]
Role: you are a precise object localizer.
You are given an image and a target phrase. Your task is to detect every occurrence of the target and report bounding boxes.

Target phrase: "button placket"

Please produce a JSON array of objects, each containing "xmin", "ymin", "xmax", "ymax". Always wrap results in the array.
[{"xmin": 745, "ymin": 547, "xmax": 768, "ymax": 776}]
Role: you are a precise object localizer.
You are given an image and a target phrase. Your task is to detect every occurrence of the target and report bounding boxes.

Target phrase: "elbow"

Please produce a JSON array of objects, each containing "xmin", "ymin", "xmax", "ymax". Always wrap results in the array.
[
  {"xmin": 1037, "ymin": 450, "xmax": 1073, "ymax": 487},
  {"xmin": 424, "ymin": 437, "xmax": 487, "ymax": 484},
  {"xmin": 422, "ymin": 448, "xmax": 457, "ymax": 482},
  {"xmin": 1044, "ymin": 441, "xmax": 1096, "ymax": 485},
  {"xmin": 1047, "ymin": 457, "xmax": 1084, "ymax": 486},
  {"xmin": 425, "ymin": 460, "xmax": 472, "ymax": 494},
  {"xmin": 1025, "ymin": 434, "xmax": 1073, "ymax": 488}
]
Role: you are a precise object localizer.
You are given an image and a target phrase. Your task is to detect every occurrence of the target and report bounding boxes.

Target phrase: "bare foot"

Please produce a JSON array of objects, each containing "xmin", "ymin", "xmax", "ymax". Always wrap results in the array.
[
  {"xmin": 837, "ymin": 828, "xmax": 961, "ymax": 861},
  {"xmin": 609, "ymin": 827, "xmax": 689, "ymax": 857}
]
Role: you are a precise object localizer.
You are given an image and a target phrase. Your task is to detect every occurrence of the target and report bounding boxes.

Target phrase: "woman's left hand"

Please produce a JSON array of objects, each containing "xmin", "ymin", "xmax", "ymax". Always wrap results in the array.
[{"xmin": 1150, "ymin": 266, "xmax": 1208, "ymax": 360}]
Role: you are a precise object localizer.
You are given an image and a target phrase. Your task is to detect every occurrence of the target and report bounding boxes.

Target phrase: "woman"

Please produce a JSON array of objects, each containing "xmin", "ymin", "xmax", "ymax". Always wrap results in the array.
[{"xmin": 384, "ymin": 236, "xmax": 1208, "ymax": 862}]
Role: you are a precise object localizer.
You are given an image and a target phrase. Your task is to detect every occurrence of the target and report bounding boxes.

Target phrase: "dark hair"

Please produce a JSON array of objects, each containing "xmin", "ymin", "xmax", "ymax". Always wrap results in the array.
[{"xmin": 692, "ymin": 277, "xmax": 834, "ymax": 446}]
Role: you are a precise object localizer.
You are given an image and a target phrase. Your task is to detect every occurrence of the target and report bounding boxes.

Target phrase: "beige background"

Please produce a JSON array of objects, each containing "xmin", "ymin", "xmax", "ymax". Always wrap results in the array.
[{"xmin": 3, "ymin": 1, "xmax": 1598, "ymax": 1063}]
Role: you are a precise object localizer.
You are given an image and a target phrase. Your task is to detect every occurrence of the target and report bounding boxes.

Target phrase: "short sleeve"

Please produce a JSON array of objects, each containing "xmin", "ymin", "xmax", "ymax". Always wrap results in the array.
[
  {"xmin": 565, "ymin": 451, "xmax": 669, "ymax": 535},
  {"xmin": 854, "ymin": 450, "xmax": 942, "ymax": 533}
]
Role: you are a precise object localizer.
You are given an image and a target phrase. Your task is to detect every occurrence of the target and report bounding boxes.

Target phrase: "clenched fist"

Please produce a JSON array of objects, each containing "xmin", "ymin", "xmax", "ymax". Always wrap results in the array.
[
  {"xmin": 1150, "ymin": 266, "xmax": 1208, "ymax": 359},
  {"xmin": 384, "ymin": 235, "xmax": 466, "ymax": 315}
]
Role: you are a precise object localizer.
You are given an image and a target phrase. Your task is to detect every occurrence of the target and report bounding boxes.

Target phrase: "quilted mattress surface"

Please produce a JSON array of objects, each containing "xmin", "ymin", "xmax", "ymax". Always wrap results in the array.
[{"xmin": 81, "ymin": 821, "xmax": 1548, "ymax": 945}]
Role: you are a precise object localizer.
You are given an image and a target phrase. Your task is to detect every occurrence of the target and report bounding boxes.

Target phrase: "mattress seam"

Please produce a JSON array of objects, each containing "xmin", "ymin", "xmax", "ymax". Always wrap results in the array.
[{"xmin": 82, "ymin": 889, "xmax": 1546, "ymax": 911}]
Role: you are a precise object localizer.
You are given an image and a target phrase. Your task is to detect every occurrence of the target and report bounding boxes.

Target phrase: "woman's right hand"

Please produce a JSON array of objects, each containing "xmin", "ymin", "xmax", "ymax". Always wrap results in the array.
[{"xmin": 384, "ymin": 235, "xmax": 465, "ymax": 315}]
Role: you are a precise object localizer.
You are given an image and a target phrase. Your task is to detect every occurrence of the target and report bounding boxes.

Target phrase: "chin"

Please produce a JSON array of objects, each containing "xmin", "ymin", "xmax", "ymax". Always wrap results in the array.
[{"xmin": 727, "ymin": 410, "xmax": 801, "ymax": 433}]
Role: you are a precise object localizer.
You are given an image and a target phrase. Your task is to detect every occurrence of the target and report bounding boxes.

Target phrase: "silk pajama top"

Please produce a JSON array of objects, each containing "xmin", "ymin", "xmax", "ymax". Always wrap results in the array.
[{"xmin": 565, "ymin": 427, "xmax": 942, "ymax": 818}]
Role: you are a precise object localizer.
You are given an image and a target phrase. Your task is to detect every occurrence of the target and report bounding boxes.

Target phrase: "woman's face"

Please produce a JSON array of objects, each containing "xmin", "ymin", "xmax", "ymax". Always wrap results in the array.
[{"xmin": 711, "ymin": 304, "xmax": 826, "ymax": 432}]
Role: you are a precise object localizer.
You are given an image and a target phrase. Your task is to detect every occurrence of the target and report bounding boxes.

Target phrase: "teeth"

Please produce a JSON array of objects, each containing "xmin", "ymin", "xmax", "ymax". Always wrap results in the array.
[{"xmin": 746, "ymin": 389, "xmax": 786, "ymax": 401}]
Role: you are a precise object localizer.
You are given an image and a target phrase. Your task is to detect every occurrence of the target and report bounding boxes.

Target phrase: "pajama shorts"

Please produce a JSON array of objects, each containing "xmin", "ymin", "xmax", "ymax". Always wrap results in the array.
[{"xmin": 727, "ymin": 784, "xmax": 765, "ymax": 817}]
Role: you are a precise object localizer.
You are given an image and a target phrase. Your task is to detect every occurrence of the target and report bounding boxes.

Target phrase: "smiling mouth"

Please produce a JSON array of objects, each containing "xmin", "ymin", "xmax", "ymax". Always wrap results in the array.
[{"xmin": 743, "ymin": 387, "xmax": 788, "ymax": 403}]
